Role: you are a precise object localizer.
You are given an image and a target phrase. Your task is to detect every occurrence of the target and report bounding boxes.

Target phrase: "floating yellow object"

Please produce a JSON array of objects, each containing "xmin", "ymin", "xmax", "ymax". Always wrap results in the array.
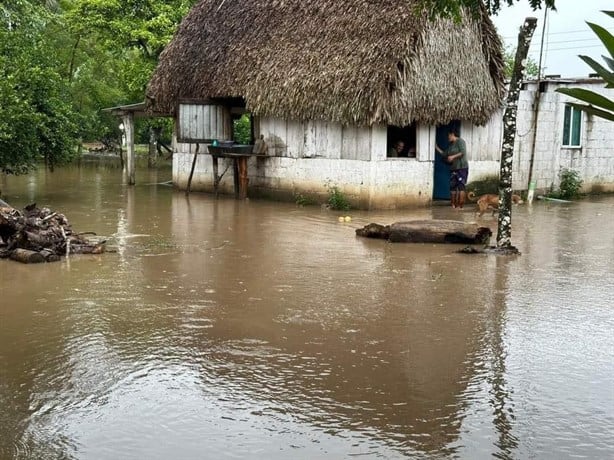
[
  {"xmin": 344, "ymin": 216, "xmax": 352, "ymax": 222},
  {"xmin": 338, "ymin": 216, "xmax": 345, "ymax": 222}
]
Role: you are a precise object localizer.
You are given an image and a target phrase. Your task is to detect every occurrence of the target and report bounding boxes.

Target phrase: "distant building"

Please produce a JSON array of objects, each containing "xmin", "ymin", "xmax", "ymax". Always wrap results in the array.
[
  {"xmin": 511, "ymin": 77, "xmax": 614, "ymax": 194},
  {"xmin": 145, "ymin": 0, "xmax": 507, "ymax": 208},
  {"xmin": 145, "ymin": 0, "xmax": 613, "ymax": 207}
]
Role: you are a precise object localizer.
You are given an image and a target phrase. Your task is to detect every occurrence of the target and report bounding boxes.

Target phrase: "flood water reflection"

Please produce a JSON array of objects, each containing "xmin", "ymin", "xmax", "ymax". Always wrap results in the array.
[{"xmin": 1, "ymin": 165, "xmax": 613, "ymax": 459}]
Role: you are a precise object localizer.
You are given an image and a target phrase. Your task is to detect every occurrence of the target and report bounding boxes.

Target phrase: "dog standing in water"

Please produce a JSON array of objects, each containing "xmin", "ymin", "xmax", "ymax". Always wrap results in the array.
[{"xmin": 468, "ymin": 192, "xmax": 523, "ymax": 217}]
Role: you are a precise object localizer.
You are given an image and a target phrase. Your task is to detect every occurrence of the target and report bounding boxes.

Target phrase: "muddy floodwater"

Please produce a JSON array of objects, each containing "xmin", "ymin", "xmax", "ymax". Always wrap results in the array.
[{"xmin": 1, "ymin": 165, "xmax": 613, "ymax": 459}]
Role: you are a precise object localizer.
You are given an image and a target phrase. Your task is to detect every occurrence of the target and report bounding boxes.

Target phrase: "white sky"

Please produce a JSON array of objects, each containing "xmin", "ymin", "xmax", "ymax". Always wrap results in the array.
[{"xmin": 491, "ymin": 0, "xmax": 613, "ymax": 78}]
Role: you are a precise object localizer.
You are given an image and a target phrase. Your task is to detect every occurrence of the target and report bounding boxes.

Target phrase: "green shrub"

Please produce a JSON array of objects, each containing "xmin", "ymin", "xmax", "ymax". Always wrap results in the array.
[
  {"xmin": 556, "ymin": 168, "xmax": 583, "ymax": 199},
  {"xmin": 325, "ymin": 183, "xmax": 351, "ymax": 211}
]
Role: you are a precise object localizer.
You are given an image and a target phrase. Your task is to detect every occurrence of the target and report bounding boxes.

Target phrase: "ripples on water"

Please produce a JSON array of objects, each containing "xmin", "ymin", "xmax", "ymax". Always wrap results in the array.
[{"xmin": 0, "ymin": 167, "xmax": 613, "ymax": 459}]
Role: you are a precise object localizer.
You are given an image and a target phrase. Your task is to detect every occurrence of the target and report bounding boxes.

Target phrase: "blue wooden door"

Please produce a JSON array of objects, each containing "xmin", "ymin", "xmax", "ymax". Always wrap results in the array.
[{"xmin": 433, "ymin": 121, "xmax": 460, "ymax": 200}]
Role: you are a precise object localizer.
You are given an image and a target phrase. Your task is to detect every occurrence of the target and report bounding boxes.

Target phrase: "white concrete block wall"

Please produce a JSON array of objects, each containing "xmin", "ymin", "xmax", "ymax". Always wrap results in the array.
[{"xmin": 512, "ymin": 81, "xmax": 614, "ymax": 193}]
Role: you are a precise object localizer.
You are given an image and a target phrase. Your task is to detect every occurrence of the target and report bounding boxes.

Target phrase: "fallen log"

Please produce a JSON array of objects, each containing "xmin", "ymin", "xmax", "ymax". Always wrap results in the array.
[
  {"xmin": 10, "ymin": 248, "xmax": 45, "ymax": 264},
  {"xmin": 39, "ymin": 248, "xmax": 61, "ymax": 262},
  {"xmin": 356, "ymin": 220, "xmax": 492, "ymax": 245}
]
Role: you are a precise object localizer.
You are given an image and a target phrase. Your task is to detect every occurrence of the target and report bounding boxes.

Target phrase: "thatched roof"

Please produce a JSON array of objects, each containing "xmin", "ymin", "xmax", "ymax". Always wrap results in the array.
[{"xmin": 146, "ymin": 0, "xmax": 505, "ymax": 126}]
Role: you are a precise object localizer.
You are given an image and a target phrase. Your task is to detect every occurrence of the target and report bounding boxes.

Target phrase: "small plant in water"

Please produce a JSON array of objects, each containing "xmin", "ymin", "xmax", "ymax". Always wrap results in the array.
[
  {"xmin": 294, "ymin": 192, "xmax": 318, "ymax": 207},
  {"xmin": 325, "ymin": 182, "xmax": 351, "ymax": 211},
  {"xmin": 549, "ymin": 168, "xmax": 583, "ymax": 200}
]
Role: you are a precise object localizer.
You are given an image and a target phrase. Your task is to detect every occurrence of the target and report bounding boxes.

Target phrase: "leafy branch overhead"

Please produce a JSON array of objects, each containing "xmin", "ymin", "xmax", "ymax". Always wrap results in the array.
[
  {"xmin": 556, "ymin": 11, "xmax": 614, "ymax": 122},
  {"xmin": 418, "ymin": 0, "xmax": 555, "ymax": 17}
]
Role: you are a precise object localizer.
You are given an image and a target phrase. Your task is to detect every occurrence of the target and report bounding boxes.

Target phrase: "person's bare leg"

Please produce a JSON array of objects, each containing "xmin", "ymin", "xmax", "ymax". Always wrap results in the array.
[
  {"xmin": 458, "ymin": 191, "xmax": 466, "ymax": 209},
  {"xmin": 451, "ymin": 191, "xmax": 458, "ymax": 208}
]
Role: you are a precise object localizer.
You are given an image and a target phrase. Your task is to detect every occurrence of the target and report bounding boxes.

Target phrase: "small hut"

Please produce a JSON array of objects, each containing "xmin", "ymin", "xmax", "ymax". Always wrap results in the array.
[{"xmin": 146, "ymin": 0, "xmax": 505, "ymax": 208}]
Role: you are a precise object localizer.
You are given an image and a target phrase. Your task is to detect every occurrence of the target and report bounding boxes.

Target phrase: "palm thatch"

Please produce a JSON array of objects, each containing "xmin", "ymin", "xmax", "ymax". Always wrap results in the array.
[{"xmin": 146, "ymin": 0, "xmax": 505, "ymax": 126}]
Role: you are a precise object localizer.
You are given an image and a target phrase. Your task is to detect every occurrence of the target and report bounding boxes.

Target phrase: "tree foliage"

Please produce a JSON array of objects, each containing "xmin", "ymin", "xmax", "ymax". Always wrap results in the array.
[
  {"xmin": 556, "ymin": 11, "xmax": 614, "ymax": 122},
  {"xmin": 0, "ymin": 0, "xmax": 196, "ymax": 176},
  {"xmin": 0, "ymin": 1, "xmax": 78, "ymax": 174},
  {"xmin": 503, "ymin": 45, "xmax": 539, "ymax": 79},
  {"xmin": 65, "ymin": 0, "xmax": 195, "ymax": 97},
  {"xmin": 419, "ymin": 0, "xmax": 556, "ymax": 18}
]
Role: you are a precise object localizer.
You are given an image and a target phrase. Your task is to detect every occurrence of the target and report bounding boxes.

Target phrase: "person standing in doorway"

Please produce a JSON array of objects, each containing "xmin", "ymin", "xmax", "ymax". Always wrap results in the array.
[{"xmin": 436, "ymin": 129, "xmax": 468, "ymax": 209}]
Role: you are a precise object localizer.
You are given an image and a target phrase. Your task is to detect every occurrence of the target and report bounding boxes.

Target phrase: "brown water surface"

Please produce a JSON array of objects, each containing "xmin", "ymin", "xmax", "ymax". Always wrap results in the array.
[{"xmin": 1, "ymin": 165, "xmax": 613, "ymax": 459}]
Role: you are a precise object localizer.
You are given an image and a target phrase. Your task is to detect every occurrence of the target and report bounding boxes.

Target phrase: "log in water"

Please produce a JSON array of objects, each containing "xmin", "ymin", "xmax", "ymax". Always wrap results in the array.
[
  {"xmin": 356, "ymin": 220, "xmax": 492, "ymax": 245},
  {"xmin": 9, "ymin": 248, "xmax": 46, "ymax": 264}
]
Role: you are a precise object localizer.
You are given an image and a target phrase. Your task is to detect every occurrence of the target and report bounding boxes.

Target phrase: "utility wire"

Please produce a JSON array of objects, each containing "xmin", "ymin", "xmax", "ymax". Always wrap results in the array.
[
  {"xmin": 528, "ymin": 44, "xmax": 605, "ymax": 53},
  {"xmin": 501, "ymin": 27, "xmax": 614, "ymax": 39}
]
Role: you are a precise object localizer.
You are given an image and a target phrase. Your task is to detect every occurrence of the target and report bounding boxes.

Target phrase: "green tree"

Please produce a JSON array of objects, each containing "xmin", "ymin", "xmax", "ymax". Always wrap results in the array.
[
  {"xmin": 556, "ymin": 11, "xmax": 614, "ymax": 122},
  {"xmin": 0, "ymin": 0, "xmax": 78, "ymax": 174},
  {"xmin": 419, "ymin": 0, "xmax": 555, "ymax": 17},
  {"xmin": 503, "ymin": 45, "xmax": 539, "ymax": 79},
  {"xmin": 65, "ymin": 0, "xmax": 196, "ymax": 98},
  {"xmin": 59, "ymin": 0, "xmax": 198, "ymax": 146},
  {"xmin": 233, "ymin": 115, "xmax": 252, "ymax": 145}
]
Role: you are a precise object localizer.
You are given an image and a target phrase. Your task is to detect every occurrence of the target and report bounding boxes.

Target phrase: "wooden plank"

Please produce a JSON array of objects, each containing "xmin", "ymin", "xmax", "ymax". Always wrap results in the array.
[
  {"xmin": 216, "ymin": 106, "xmax": 225, "ymax": 141},
  {"xmin": 260, "ymin": 118, "xmax": 275, "ymax": 155},
  {"xmin": 315, "ymin": 121, "xmax": 328, "ymax": 157},
  {"xmin": 354, "ymin": 127, "xmax": 371, "ymax": 161},
  {"xmin": 274, "ymin": 118, "xmax": 287, "ymax": 156},
  {"xmin": 223, "ymin": 107, "xmax": 232, "ymax": 140},
  {"xmin": 304, "ymin": 120, "xmax": 317, "ymax": 158},
  {"xmin": 286, "ymin": 119, "xmax": 304, "ymax": 158},
  {"xmin": 327, "ymin": 122, "xmax": 343, "ymax": 159},
  {"xmin": 370, "ymin": 124, "xmax": 387, "ymax": 161},
  {"xmin": 178, "ymin": 103, "xmax": 232, "ymax": 142},
  {"xmin": 341, "ymin": 125, "xmax": 357, "ymax": 160},
  {"xmin": 195, "ymin": 105, "xmax": 202, "ymax": 139},
  {"xmin": 178, "ymin": 105, "xmax": 187, "ymax": 140}
]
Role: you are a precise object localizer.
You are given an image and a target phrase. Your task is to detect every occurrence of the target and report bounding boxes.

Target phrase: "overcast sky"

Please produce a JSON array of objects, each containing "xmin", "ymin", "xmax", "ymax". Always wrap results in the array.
[{"xmin": 491, "ymin": 0, "xmax": 612, "ymax": 78}]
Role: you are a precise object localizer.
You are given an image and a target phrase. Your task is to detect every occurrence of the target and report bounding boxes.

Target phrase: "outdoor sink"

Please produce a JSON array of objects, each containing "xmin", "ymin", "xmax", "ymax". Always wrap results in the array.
[{"xmin": 208, "ymin": 144, "xmax": 254, "ymax": 156}]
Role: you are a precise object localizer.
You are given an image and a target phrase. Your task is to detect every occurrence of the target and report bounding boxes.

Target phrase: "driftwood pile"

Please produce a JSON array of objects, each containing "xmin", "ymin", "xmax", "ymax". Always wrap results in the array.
[{"xmin": 0, "ymin": 200, "xmax": 105, "ymax": 263}]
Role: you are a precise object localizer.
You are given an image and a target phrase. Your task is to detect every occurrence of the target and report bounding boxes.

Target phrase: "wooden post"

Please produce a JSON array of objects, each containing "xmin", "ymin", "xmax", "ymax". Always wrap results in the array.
[
  {"xmin": 123, "ymin": 113, "xmax": 136, "ymax": 185},
  {"xmin": 497, "ymin": 17, "xmax": 537, "ymax": 250},
  {"xmin": 185, "ymin": 143, "xmax": 200, "ymax": 196},
  {"xmin": 526, "ymin": 8, "xmax": 548, "ymax": 204},
  {"xmin": 232, "ymin": 159, "xmax": 240, "ymax": 199},
  {"xmin": 148, "ymin": 127, "xmax": 158, "ymax": 168},
  {"xmin": 118, "ymin": 134, "xmax": 124, "ymax": 170},
  {"xmin": 237, "ymin": 157, "xmax": 249, "ymax": 199},
  {"xmin": 212, "ymin": 155, "xmax": 220, "ymax": 198}
]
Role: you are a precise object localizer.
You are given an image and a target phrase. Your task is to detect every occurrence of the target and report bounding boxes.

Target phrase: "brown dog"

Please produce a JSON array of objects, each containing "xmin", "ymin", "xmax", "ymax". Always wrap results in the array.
[{"xmin": 467, "ymin": 192, "xmax": 523, "ymax": 217}]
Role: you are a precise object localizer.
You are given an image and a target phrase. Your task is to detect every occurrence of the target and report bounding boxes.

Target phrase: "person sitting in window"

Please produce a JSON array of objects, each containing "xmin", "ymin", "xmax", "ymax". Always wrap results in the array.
[{"xmin": 388, "ymin": 140, "xmax": 405, "ymax": 158}]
